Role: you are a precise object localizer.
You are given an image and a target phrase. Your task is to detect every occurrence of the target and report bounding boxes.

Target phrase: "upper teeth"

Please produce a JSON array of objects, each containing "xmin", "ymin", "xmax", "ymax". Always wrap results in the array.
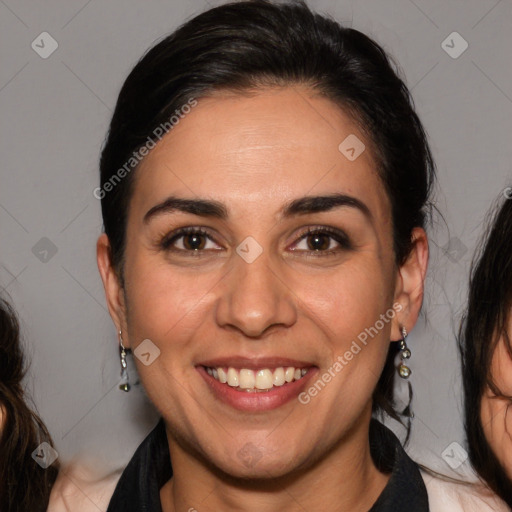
[{"xmin": 205, "ymin": 366, "xmax": 308, "ymax": 390}]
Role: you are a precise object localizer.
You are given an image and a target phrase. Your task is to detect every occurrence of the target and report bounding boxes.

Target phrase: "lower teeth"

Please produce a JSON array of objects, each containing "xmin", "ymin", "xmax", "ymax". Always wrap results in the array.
[
  {"xmin": 220, "ymin": 377, "xmax": 303, "ymax": 392},
  {"xmin": 239, "ymin": 387, "xmax": 273, "ymax": 393}
]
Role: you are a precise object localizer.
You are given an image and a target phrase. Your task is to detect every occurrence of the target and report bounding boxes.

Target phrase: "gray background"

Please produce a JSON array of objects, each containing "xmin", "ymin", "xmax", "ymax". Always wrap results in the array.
[{"xmin": 1, "ymin": 0, "xmax": 511, "ymax": 479}]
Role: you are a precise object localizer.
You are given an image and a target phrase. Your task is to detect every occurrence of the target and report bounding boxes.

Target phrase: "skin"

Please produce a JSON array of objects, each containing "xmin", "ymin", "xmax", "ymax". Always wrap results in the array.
[
  {"xmin": 481, "ymin": 324, "xmax": 512, "ymax": 480},
  {"xmin": 97, "ymin": 86, "xmax": 428, "ymax": 512}
]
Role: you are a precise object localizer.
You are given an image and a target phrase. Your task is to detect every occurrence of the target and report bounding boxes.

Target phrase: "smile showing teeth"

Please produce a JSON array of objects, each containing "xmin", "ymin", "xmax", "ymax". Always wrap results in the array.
[{"xmin": 204, "ymin": 366, "xmax": 309, "ymax": 392}]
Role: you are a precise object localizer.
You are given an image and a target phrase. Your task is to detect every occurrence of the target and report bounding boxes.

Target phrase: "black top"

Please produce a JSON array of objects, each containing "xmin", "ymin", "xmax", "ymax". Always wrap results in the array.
[{"xmin": 107, "ymin": 418, "xmax": 429, "ymax": 511}]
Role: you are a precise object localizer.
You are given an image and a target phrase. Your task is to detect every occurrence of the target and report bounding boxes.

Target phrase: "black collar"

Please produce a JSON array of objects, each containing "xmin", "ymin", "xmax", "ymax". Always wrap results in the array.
[{"xmin": 107, "ymin": 418, "xmax": 428, "ymax": 511}]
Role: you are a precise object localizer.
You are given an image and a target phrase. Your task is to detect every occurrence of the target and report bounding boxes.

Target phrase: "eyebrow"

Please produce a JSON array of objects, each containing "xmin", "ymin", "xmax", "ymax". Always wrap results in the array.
[{"xmin": 143, "ymin": 193, "xmax": 372, "ymax": 224}]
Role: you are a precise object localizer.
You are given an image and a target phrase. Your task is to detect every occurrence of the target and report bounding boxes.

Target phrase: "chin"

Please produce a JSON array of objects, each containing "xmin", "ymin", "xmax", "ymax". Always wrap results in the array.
[{"xmin": 206, "ymin": 444, "xmax": 313, "ymax": 483}]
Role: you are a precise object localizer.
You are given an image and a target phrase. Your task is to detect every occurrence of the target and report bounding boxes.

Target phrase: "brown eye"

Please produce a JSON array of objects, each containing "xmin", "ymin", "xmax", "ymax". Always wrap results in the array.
[
  {"xmin": 181, "ymin": 233, "xmax": 207, "ymax": 251},
  {"xmin": 160, "ymin": 227, "xmax": 222, "ymax": 253},
  {"xmin": 290, "ymin": 227, "xmax": 352, "ymax": 255},
  {"xmin": 305, "ymin": 233, "xmax": 332, "ymax": 251}
]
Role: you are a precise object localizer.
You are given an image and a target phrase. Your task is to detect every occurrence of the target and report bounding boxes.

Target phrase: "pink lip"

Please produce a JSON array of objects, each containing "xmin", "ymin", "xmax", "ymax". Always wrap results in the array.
[{"xmin": 197, "ymin": 365, "xmax": 318, "ymax": 412}]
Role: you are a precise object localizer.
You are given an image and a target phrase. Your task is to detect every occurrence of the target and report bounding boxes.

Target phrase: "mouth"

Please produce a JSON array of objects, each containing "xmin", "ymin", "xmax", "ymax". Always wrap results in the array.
[
  {"xmin": 197, "ymin": 358, "xmax": 317, "ymax": 411},
  {"xmin": 203, "ymin": 365, "xmax": 310, "ymax": 392}
]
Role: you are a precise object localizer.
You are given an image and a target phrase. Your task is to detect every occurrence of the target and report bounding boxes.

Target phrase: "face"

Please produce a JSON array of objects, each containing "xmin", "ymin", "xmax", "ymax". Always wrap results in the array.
[
  {"xmin": 98, "ymin": 86, "xmax": 427, "ymax": 479},
  {"xmin": 481, "ymin": 322, "xmax": 512, "ymax": 479}
]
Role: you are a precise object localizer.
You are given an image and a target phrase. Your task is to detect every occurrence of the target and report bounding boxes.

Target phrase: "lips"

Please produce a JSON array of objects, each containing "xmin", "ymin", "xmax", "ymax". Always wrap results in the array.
[
  {"xmin": 204, "ymin": 365, "xmax": 309, "ymax": 391},
  {"xmin": 196, "ymin": 357, "xmax": 317, "ymax": 411}
]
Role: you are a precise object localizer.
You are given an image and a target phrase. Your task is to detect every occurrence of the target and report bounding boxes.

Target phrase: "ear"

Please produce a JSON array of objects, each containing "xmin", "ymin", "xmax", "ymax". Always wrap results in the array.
[
  {"xmin": 391, "ymin": 227, "xmax": 429, "ymax": 341},
  {"xmin": 96, "ymin": 233, "xmax": 129, "ymax": 347}
]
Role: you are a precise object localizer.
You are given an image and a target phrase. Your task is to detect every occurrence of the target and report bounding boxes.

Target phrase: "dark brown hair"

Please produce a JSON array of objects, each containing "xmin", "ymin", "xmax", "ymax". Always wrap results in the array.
[
  {"xmin": 0, "ymin": 298, "xmax": 59, "ymax": 511},
  {"xmin": 459, "ymin": 192, "xmax": 512, "ymax": 506}
]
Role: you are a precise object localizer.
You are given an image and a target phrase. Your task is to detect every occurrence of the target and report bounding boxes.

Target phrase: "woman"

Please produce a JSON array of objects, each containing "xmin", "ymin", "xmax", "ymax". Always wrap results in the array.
[
  {"xmin": 0, "ymin": 297, "xmax": 59, "ymax": 511},
  {"xmin": 84, "ymin": 1, "xmax": 506, "ymax": 510},
  {"xmin": 459, "ymin": 193, "xmax": 512, "ymax": 507}
]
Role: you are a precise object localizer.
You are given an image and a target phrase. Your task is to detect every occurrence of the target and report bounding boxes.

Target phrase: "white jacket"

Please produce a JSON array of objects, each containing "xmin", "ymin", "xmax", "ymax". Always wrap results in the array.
[{"xmin": 422, "ymin": 470, "xmax": 510, "ymax": 511}]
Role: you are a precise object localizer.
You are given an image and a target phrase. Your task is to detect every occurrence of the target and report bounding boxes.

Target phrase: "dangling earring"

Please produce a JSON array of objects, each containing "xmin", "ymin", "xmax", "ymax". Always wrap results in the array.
[
  {"xmin": 118, "ymin": 330, "xmax": 131, "ymax": 392},
  {"xmin": 398, "ymin": 326, "xmax": 412, "ymax": 379},
  {"xmin": 397, "ymin": 326, "xmax": 414, "ymax": 435}
]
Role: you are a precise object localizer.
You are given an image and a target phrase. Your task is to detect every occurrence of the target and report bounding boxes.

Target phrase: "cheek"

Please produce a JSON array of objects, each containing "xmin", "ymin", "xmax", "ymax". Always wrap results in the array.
[
  {"xmin": 122, "ymin": 260, "xmax": 218, "ymax": 416},
  {"xmin": 480, "ymin": 393, "xmax": 512, "ymax": 478},
  {"xmin": 287, "ymin": 258, "xmax": 396, "ymax": 405},
  {"xmin": 121, "ymin": 258, "xmax": 220, "ymax": 405},
  {"xmin": 125, "ymin": 258, "xmax": 218, "ymax": 339},
  {"xmin": 298, "ymin": 256, "xmax": 395, "ymax": 339},
  {"xmin": 491, "ymin": 339, "xmax": 512, "ymax": 393},
  {"xmin": 481, "ymin": 335, "xmax": 512, "ymax": 470}
]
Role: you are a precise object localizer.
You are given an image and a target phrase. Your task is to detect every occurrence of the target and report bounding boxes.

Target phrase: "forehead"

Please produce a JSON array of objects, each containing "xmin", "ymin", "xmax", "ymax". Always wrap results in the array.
[{"xmin": 131, "ymin": 87, "xmax": 390, "ymax": 222}]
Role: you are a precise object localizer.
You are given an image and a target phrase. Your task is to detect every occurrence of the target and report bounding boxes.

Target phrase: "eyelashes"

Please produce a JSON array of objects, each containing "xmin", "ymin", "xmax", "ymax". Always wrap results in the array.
[
  {"xmin": 159, "ymin": 225, "xmax": 353, "ymax": 257},
  {"xmin": 160, "ymin": 227, "xmax": 218, "ymax": 253},
  {"xmin": 290, "ymin": 226, "xmax": 353, "ymax": 254}
]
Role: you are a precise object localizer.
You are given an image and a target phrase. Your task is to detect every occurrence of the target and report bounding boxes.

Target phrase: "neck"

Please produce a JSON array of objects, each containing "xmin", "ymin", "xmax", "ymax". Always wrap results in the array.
[{"xmin": 160, "ymin": 412, "xmax": 390, "ymax": 512}]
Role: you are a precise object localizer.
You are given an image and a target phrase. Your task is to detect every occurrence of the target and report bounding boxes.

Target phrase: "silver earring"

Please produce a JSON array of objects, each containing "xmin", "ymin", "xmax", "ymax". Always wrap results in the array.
[
  {"xmin": 398, "ymin": 326, "xmax": 412, "ymax": 379},
  {"xmin": 118, "ymin": 330, "xmax": 131, "ymax": 392}
]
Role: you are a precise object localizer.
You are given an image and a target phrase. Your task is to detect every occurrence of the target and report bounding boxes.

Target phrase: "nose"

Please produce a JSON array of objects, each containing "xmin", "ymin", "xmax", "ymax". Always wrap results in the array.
[{"xmin": 214, "ymin": 248, "xmax": 297, "ymax": 338}]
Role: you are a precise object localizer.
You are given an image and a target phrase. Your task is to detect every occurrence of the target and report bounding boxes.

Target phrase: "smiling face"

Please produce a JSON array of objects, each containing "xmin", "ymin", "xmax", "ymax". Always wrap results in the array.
[{"xmin": 98, "ymin": 86, "xmax": 427, "ymax": 482}]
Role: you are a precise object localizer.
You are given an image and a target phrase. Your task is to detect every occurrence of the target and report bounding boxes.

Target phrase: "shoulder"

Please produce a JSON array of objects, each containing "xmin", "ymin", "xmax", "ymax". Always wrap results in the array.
[
  {"xmin": 47, "ymin": 462, "xmax": 122, "ymax": 512},
  {"xmin": 421, "ymin": 470, "xmax": 510, "ymax": 512}
]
